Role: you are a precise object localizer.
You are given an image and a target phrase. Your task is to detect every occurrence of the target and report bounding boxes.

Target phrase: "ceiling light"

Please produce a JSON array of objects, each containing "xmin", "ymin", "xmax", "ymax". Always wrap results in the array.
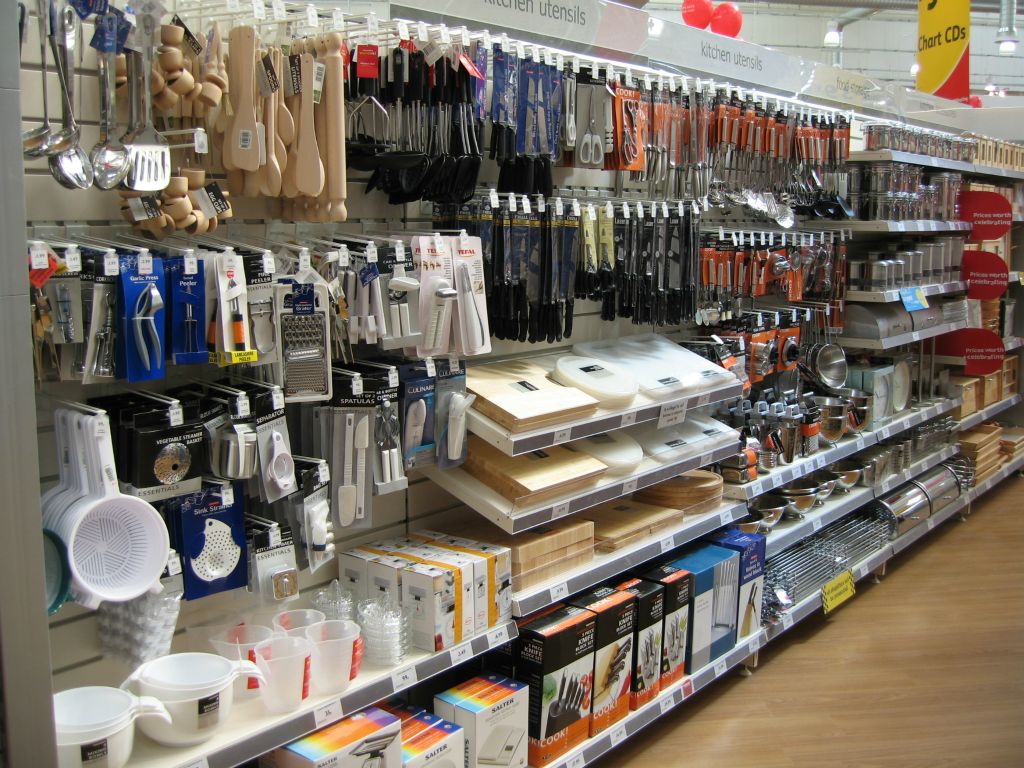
[
  {"xmin": 999, "ymin": 39, "xmax": 1017, "ymax": 55},
  {"xmin": 910, "ymin": 62, "xmax": 921, "ymax": 75},
  {"xmin": 823, "ymin": 21, "xmax": 842, "ymax": 48}
]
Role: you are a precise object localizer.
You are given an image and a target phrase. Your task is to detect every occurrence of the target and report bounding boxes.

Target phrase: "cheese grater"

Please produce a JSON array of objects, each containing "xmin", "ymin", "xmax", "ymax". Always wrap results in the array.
[{"xmin": 280, "ymin": 312, "xmax": 329, "ymax": 400}]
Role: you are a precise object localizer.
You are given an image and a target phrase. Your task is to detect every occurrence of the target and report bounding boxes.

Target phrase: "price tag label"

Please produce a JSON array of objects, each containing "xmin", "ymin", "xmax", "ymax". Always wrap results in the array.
[
  {"xmin": 64, "ymin": 246, "xmax": 81, "ymax": 272},
  {"xmin": 314, "ymin": 699, "xmax": 343, "ymax": 728},
  {"xmin": 748, "ymin": 479, "xmax": 763, "ymax": 496},
  {"xmin": 812, "ymin": 518, "xmax": 824, "ymax": 532},
  {"xmin": 104, "ymin": 252, "xmax": 119, "ymax": 276},
  {"xmin": 657, "ymin": 401, "xmax": 687, "ymax": 429},
  {"xmin": 622, "ymin": 478, "xmax": 639, "ymax": 495},
  {"xmin": 167, "ymin": 404, "xmax": 184, "ymax": 427},
  {"xmin": 568, "ymin": 755, "xmax": 585, "ymax": 768},
  {"xmin": 391, "ymin": 666, "xmax": 418, "ymax": 691},
  {"xmin": 448, "ymin": 642, "xmax": 473, "ymax": 666},
  {"xmin": 660, "ymin": 537, "xmax": 675, "ymax": 554},
  {"xmin": 781, "ymin": 613, "xmax": 794, "ymax": 631},
  {"xmin": 235, "ymin": 396, "xmax": 251, "ymax": 418},
  {"xmin": 271, "ymin": 388, "xmax": 285, "ymax": 411},
  {"xmin": 713, "ymin": 660, "xmax": 727, "ymax": 677},
  {"xmin": 397, "ymin": 20, "xmax": 410, "ymax": 40},
  {"xmin": 554, "ymin": 428, "xmax": 572, "ymax": 444},
  {"xmin": 317, "ymin": 463, "xmax": 330, "ymax": 485},
  {"xmin": 609, "ymin": 724, "xmax": 627, "ymax": 747},
  {"xmin": 138, "ymin": 251, "xmax": 153, "ymax": 275},
  {"xmin": 425, "ymin": 358, "xmax": 437, "ymax": 377},
  {"xmin": 351, "ymin": 377, "xmax": 363, "ymax": 396},
  {"xmin": 251, "ymin": 0, "xmax": 265, "ymax": 20},
  {"xmin": 620, "ymin": 412, "xmax": 637, "ymax": 428},
  {"xmin": 855, "ymin": 437, "xmax": 867, "ymax": 450},
  {"xmin": 221, "ymin": 483, "xmax": 235, "ymax": 508},
  {"xmin": 184, "ymin": 252, "xmax": 198, "ymax": 274},
  {"xmin": 262, "ymin": 251, "xmax": 277, "ymax": 274},
  {"xmin": 927, "ymin": 517, "xmax": 936, "ymax": 531},
  {"xmin": 487, "ymin": 625, "xmax": 510, "ymax": 647},
  {"xmin": 660, "ymin": 695, "xmax": 674, "ymax": 715},
  {"xmin": 549, "ymin": 582, "xmax": 570, "ymax": 602},
  {"xmin": 417, "ymin": 22, "xmax": 429, "ymax": 42},
  {"xmin": 552, "ymin": 501, "xmax": 570, "ymax": 519},
  {"xmin": 696, "ymin": 393, "xmax": 712, "ymax": 407},
  {"xmin": 306, "ymin": 4, "xmax": 318, "ymax": 29},
  {"xmin": 271, "ymin": 0, "xmax": 286, "ymax": 20},
  {"xmin": 29, "ymin": 243, "xmax": 48, "ymax": 270},
  {"xmin": 177, "ymin": 758, "xmax": 209, "ymax": 768},
  {"xmin": 911, "ymin": 331, "xmax": 921, "ymax": 342},
  {"xmin": 855, "ymin": 565, "xmax": 868, "ymax": 580},
  {"xmin": 719, "ymin": 509, "xmax": 732, "ymax": 525},
  {"xmin": 748, "ymin": 636, "xmax": 761, "ymax": 655}
]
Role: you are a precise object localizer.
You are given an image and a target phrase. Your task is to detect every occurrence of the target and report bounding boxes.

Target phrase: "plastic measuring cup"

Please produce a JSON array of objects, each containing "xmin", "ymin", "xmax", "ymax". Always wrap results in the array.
[
  {"xmin": 253, "ymin": 636, "xmax": 312, "ymax": 714},
  {"xmin": 209, "ymin": 624, "xmax": 275, "ymax": 698},
  {"xmin": 305, "ymin": 620, "xmax": 361, "ymax": 694},
  {"xmin": 272, "ymin": 608, "xmax": 325, "ymax": 634}
]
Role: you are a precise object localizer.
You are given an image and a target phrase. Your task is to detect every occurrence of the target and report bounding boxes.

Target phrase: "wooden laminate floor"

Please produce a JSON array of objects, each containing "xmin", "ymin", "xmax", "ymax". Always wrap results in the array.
[{"xmin": 600, "ymin": 476, "xmax": 1024, "ymax": 768}]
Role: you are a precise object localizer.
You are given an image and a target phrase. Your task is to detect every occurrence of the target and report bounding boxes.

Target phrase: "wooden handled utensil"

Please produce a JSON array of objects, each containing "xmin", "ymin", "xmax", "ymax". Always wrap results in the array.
[
  {"xmin": 228, "ymin": 25, "xmax": 260, "ymax": 172},
  {"xmin": 295, "ymin": 51, "xmax": 325, "ymax": 198},
  {"xmin": 324, "ymin": 32, "xmax": 347, "ymax": 221}
]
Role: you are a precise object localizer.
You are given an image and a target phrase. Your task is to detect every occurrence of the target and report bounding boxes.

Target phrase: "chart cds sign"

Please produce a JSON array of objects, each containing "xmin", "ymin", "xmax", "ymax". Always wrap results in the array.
[{"xmin": 915, "ymin": 0, "xmax": 970, "ymax": 100}]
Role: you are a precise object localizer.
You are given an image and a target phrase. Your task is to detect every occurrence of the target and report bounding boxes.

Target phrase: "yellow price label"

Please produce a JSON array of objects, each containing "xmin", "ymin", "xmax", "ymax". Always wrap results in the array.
[
  {"xmin": 822, "ymin": 570, "xmax": 856, "ymax": 614},
  {"xmin": 218, "ymin": 349, "xmax": 259, "ymax": 366}
]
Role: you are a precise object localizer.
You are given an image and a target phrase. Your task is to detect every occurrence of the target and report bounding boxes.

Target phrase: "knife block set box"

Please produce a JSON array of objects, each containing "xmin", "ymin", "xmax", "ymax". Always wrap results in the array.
[
  {"xmin": 669, "ymin": 545, "xmax": 740, "ymax": 671},
  {"xmin": 462, "ymin": 436, "xmax": 608, "ymax": 508},
  {"xmin": 706, "ymin": 530, "xmax": 766, "ymax": 640},
  {"xmin": 466, "ymin": 360, "xmax": 599, "ymax": 432},
  {"xmin": 614, "ymin": 577, "xmax": 665, "ymax": 710},
  {"xmin": 433, "ymin": 675, "xmax": 528, "ymax": 768}
]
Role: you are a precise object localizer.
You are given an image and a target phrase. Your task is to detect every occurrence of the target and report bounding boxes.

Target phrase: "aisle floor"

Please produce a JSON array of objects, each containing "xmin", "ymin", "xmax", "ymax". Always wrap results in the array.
[{"xmin": 599, "ymin": 477, "xmax": 1024, "ymax": 768}]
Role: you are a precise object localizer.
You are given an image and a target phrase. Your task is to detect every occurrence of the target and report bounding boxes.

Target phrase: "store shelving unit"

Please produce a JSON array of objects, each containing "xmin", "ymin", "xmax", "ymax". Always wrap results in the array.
[
  {"xmin": 467, "ymin": 378, "xmax": 743, "ymax": 456},
  {"xmin": 819, "ymin": 220, "xmax": 971, "ymax": 234},
  {"xmin": 838, "ymin": 319, "xmax": 968, "ymax": 350},
  {"xmin": 127, "ymin": 621, "xmax": 518, "ymax": 768},
  {"xmin": 423, "ymin": 435, "xmax": 740, "ymax": 533},
  {"xmin": 957, "ymin": 394, "xmax": 1024, "ymax": 431},
  {"xmin": 845, "ymin": 281, "xmax": 966, "ymax": 303},
  {"xmin": 511, "ymin": 500, "xmax": 749, "ymax": 616},
  {"xmin": 847, "ymin": 150, "xmax": 1024, "ymax": 181}
]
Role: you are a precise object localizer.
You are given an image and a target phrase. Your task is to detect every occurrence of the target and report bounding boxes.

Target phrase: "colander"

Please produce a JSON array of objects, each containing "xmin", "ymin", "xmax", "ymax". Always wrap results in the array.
[{"xmin": 51, "ymin": 413, "xmax": 169, "ymax": 609}]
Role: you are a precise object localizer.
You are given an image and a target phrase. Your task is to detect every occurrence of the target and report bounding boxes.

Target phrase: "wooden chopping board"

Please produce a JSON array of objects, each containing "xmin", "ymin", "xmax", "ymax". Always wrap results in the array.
[
  {"xmin": 633, "ymin": 469, "xmax": 724, "ymax": 510},
  {"xmin": 463, "ymin": 436, "xmax": 608, "ymax": 504},
  {"xmin": 584, "ymin": 499, "xmax": 682, "ymax": 551},
  {"xmin": 467, "ymin": 360, "xmax": 599, "ymax": 432}
]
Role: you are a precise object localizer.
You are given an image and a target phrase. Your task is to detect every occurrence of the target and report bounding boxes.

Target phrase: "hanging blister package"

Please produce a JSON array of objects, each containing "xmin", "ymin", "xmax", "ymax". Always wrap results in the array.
[
  {"xmin": 275, "ymin": 282, "xmax": 332, "ymax": 402},
  {"xmin": 253, "ymin": 388, "xmax": 297, "ymax": 503},
  {"xmin": 380, "ymin": 246, "xmax": 421, "ymax": 344},
  {"xmin": 121, "ymin": 417, "xmax": 207, "ymax": 501},
  {"xmin": 117, "ymin": 252, "xmax": 166, "ymax": 382},
  {"xmin": 413, "ymin": 235, "xmax": 456, "ymax": 358},
  {"xmin": 398, "ymin": 362, "xmax": 436, "ymax": 472},
  {"xmin": 450, "ymin": 233, "xmax": 492, "ymax": 356},
  {"xmin": 243, "ymin": 251, "xmax": 279, "ymax": 365},
  {"xmin": 166, "ymin": 255, "xmax": 207, "ymax": 365},
  {"xmin": 170, "ymin": 482, "xmax": 247, "ymax": 600},
  {"xmin": 330, "ymin": 373, "xmax": 383, "ymax": 530},
  {"xmin": 287, "ymin": 458, "xmax": 335, "ymax": 575},
  {"xmin": 247, "ymin": 517, "xmax": 300, "ymax": 604},
  {"xmin": 435, "ymin": 358, "xmax": 474, "ymax": 469},
  {"xmin": 215, "ymin": 249, "xmax": 256, "ymax": 366},
  {"xmin": 44, "ymin": 253, "xmax": 84, "ymax": 347}
]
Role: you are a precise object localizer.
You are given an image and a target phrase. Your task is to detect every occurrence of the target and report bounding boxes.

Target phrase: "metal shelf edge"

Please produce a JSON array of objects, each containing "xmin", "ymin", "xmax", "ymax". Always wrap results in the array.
[
  {"xmin": 839, "ymin": 320, "xmax": 967, "ymax": 350},
  {"xmin": 957, "ymin": 394, "xmax": 1023, "ymax": 431}
]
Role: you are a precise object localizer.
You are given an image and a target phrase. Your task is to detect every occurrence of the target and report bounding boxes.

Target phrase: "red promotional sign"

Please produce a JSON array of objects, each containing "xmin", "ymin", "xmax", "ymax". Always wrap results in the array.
[
  {"xmin": 960, "ymin": 190, "xmax": 1013, "ymax": 242},
  {"xmin": 962, "ymin": 250, "xmax": 1009, "ymax": 300},
  {"xmin": 934, "ymin": 327, "xmax": 1005, "ymax": 376}
]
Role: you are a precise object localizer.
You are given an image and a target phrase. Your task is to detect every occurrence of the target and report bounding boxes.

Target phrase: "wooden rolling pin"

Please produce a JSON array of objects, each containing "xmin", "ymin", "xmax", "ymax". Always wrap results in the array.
[{"xmin": 323, "ymin": 31, "xmax": 348, "ymax": 221}]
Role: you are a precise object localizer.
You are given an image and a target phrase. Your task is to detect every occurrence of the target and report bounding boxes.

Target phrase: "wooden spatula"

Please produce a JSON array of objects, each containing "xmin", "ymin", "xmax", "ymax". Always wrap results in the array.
[
  {"xmin": 295, "ymin": 51, "xmax": 325, "ymax": 197},
  {"xmin": 228, "ymin": 25, "xmax": 260, "ymax": 172}
]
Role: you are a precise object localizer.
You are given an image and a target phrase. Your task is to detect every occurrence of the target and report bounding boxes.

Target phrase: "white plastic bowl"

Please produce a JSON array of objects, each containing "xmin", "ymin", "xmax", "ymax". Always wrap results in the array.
[{"xmin": 54, "ymin": 687, "xmax": 169, "ymax": 768}]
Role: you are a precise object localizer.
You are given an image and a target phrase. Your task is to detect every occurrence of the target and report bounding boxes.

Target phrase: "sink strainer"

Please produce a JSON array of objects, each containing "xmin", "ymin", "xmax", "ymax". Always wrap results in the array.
[{"xmin": 190, "ymin": 519, "xmax": 241, "ymax": 582}]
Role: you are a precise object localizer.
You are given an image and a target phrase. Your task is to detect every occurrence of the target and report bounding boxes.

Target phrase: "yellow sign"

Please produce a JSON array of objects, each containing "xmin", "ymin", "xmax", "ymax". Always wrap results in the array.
[
  {"xmin": 821, "ymin": 570, "xmax": 856, "ymax": 614},
  {"xmin": 916, "ymin": 0, "xmax": 970, "ymax": 100}
]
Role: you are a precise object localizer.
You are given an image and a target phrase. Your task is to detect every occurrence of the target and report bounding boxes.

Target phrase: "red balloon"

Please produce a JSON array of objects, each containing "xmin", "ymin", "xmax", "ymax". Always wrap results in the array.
[
  {"xmin": 710, "ymin": 2, "xmax": 743, "ymax": 38},
  {"xmin": 682, "ymin": 0, "xmax": 713, "ymax": 29}
]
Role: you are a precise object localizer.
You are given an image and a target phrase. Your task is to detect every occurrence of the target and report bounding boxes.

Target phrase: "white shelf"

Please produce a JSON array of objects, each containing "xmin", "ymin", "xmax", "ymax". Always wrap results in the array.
[
  {"xmin": 844, "ymin": 281, "xmax": 965, "ymax": 303},
  {"xmin": 547, "ymin": 630, "xmax": 767, "ymax": 768},
  {"xmin": 127, "ymin": 621, "xmax": 518, "ymax": 768},
  {"xmin": 874, "ymin": 445, "xmax": 960, "ymax": 495},
  {"xmin": 957, "ymin": 394, "xmax": 1023, "ymax": 431},
  {"xmin": 818, "ymin": 220, "xmax": 971, "ymax": 234},
  {"xmin": 723, "ymin": 433, "xmax": 873, "ymax": 500},
  {"xmin": 423, "ymin": 435, "xmax": 740, "ymax": 534},
  {"xmin": 467, "ymin": 374, "xmax": 743, "ymax": 457},
  {"xmin": 848, "ymin": 150, "xmax": 1024, "ymax": 181},
  {"xmin": 839, "ymin": 319, "xmax": 968, "ymax": 350},
  {"xmin": 511, "ymin": 500, "xmax": 749, "ymax": 616}
]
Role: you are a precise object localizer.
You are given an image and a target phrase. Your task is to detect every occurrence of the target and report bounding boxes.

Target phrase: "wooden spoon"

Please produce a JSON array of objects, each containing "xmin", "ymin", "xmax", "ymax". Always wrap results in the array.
[
  {"xmin": 280, "ymin": 40, "xmax": 304, "ymax": 198},
  {"xmin": 261, "ymin": 59, "xmax": 282, "ymax": 196},
  {"xmin": 228, "ymin": 26, "xmax": 260, "ymax": 172},
  {"xmin": 295, "ymin": 51, "xmax": 325, "ymax": 197},
  {"xmin": 272, "ymin": 48, "xmax": 288, "ymax": 178}
]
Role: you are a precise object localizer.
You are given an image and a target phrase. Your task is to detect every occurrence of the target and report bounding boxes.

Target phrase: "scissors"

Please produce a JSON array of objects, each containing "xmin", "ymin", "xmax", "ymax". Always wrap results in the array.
[
  {"xmin": 578, "ymin": 88, "xmax": 602, "ymax": 165},
  {"xmin": 622, "ymin": 99, "xmax": 641, "ymax": 166}
]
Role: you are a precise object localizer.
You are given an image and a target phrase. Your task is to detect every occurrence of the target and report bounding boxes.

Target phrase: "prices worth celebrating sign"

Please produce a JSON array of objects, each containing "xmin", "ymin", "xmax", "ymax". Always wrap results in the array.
[{"xmin": 915, "ymin": 0, "xmax": 970, "ymax": 101}]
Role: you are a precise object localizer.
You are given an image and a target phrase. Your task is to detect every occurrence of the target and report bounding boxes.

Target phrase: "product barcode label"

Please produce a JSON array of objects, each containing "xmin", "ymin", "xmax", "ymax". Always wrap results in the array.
[
  {"xmin": 262, "ymin": 251, "xmax": 277, "ymax": 274},
  {"xmin": 238, "ymin": 130, "xmax": 253, "ymax": 150},
  {"xmin": 855, "ymin": 565, "xmax": 868, "ymax": 580},
  {"xmin": 391, "ymin": 666, "xmax": 418, "ymax": 691},
  {"xmin": 551, "ymin": 501, "xmax": 570, "ymax": 520},
  {"xmin": 317, "ymin": 463, "xmax": 330, "ymax": 485},
  {"xmin": 314, "ymin": 699, "xmax": 342, "ymax": 728}
]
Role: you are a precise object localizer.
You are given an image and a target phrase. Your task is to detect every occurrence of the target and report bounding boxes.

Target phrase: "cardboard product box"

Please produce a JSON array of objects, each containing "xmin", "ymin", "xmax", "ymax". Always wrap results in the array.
[
  {"xmin": 402, "ymin": 562, "xmax": 458, "ymax": 652},
  {"xmin": 338, "ymin": 547, "xmax": 380, "ymax": 601},
  {"xmin": 638, "ymin": 565, "xmax": 692, "ymax": 684},
  {"xmin": 407, "ymin": 544, "xmax": 488, "ymax": 640},
  {"xmin": 434, "ymin": 674, "xmax": 529, "ymax": 768},
  {"xmin": 706, "ymin": 529, "xmax": 766, "ymax": 640},
  {"xmin": 430, "ymin": 535, "xmax": 513, "ymax": 628},
  {"xmin": 670, "ymin": 545, "xmax": 740, "ymax": 670},
  {"xmin": 615, "ymin": 577, "xmax": 665, "ymax": 710},
  {"xmin": 568, "ymin": 587, "xmax": 636, "ymax": 735},
  {"xmin": 514, "ymin": 605, "xmax": 597, "ymax": 766},
  {"xmin": 367, "ymin": 554, "xmax": 419, "ymax": 603},
  {"xmin": 402, "ymin": 720, "xmax": 464, "ymax": 768},
  {"xmin": 269, "ymin": 706, "xmax": 402, "ymax": 768}
]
